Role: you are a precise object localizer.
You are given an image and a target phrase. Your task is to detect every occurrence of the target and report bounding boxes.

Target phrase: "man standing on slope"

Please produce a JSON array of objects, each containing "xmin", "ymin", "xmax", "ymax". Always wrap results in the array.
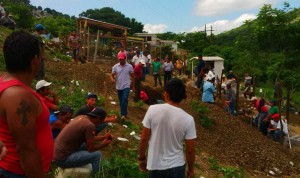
[
  {"xmin": 111, "ymin": 57, "xmax": 134, "ymax": 119},
  {"xmin": 138, "ymin": 78, "xmax": 196, "ymax": 178}
]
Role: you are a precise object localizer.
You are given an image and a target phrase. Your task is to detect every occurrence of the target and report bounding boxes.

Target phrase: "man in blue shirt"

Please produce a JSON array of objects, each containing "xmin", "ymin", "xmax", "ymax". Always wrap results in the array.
[
  {"xmin": 49, "ymin": 105, "xmax": 74, "ymax": 139},
  {"xmin": 202, "ymin": 77, "xmax": 216, "ymax": 103}
]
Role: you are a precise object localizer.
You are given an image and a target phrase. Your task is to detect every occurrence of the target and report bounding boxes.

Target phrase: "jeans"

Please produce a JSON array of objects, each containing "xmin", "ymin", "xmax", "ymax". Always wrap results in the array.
[
  {"xmin": 253, "ymin": 112, "xmax": 268, "ymax": 131},
  {"xmin": 149, "ymin": 165, "xmax": 185, "ymax": 178},
  {"xmin": 146, "ymin": 65, "xmax": 151, "ymax": 75},
  {"xmin": 197, "ymin": 75, "xmax": 203, "ymax": 89},
  {"xmin": 225, "ymin": 101, "xmax": 235, "ymax": 115},
  {"xmin": 54, "ymin": 149, "xmax": 102, "ymax": 174},
  {"xmin": 134, "ymin": 78, "xmax": 141, "ymax": 102},
  {"xmin": 117, "ymin": 88, "xmax": 130, "ymax": 116},
  {"xmin": 153, "ymin": 73, "xmax": 162, "ymax": 86},
  {"xmin": 164, "ymin": 71, "xmax": 172, "ymax": 86},
  {"xmin": 0, "ymin": 168, "xmax": 26, "ymax": 178}
]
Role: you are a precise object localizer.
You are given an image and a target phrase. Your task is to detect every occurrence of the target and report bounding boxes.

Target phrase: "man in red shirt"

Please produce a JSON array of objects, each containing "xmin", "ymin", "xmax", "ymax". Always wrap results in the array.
[
  {"xmin": 68, "ymin": 31, "xmax": 81, "ymax": 64},
  {"xmin": 134, "ymin": 60, "xmax": 145, "ymax": 102},
  {"xmin": 251, "ymin": 97, "xmax": 269, "ymax": 132},
  {"xmin": 0, "ymin": 30, "xmax": 54, "ymax": 177},
  {"xmin": 36, "ymin": 80, "xmax": 59, "ymax": 112}
]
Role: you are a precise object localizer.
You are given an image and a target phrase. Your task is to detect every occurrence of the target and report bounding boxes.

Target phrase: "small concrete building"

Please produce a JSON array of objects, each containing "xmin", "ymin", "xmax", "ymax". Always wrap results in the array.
[{"xmin": 189, "ymin": 56, "xmax": 224, "ymax": 79}]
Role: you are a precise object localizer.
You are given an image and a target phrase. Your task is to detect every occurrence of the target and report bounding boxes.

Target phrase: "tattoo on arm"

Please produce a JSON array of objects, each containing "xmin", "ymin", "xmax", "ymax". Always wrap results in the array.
[{"xmin": 16, "ymin": 100, "xmax": 32, "ymax": 126}]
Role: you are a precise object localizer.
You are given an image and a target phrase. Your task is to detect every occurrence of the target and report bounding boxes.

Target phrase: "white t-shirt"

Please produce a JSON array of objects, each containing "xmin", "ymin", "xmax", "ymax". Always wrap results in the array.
[
  {"xmin": 142, "ymin": 103, "xmax": 196, "ymax": 170},
  {"xmin": 147, "ymin": 54, "xmax": 152, "ymax": 63},
  {"xmin": 132, "ymin": 55, "xmax": 140, "ymax": 66},
  {"xmin": 140, "ymin": 55, "xmax": 148, "ymax": 68},
  {"xmin": 277, "ymin": 119, "xmax": 288, "ymax": 135}
]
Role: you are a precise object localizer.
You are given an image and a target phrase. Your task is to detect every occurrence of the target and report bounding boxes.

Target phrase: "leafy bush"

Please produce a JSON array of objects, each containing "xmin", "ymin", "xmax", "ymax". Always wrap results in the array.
[
  {"xmin": 102, "ymin": 148, "xmax": 147, "ymax": 178},
  {"xmin": 208, "ymin": 157, "xmax": 244, "ymax": 178},
  {"xmin": 200, "ymin": 116, "xmax": 213, "ymax": 128},
  {"xmin": 57, "ymin": 80, "xmax": 104, "ymax": 112}
]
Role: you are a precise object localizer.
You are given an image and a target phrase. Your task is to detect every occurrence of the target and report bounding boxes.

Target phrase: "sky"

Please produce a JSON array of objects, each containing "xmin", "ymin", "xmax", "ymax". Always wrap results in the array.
[{"xmin": 30, "ymin": 0, "xmax": 300, "ymax": 34}]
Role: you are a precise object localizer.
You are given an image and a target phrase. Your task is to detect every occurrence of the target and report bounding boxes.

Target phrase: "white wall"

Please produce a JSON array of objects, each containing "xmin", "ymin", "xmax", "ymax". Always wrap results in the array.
[{"xmin": 213, "ymin": 61, "xmax": 224, "ymax": 79}]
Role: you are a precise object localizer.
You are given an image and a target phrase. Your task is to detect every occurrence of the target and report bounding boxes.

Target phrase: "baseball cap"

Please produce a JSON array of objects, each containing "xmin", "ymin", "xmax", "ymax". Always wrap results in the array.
[
  {"xmin": 140, "ymin": 60, "xmax": 146, "ymax": 65},
  {"xmin": 87, "ymin": 107, "xmax": 106, "ymax": 119},
  {"xmin": 86, "ymin": 93, "xmax": 97, "ymax": 99},
  {"xmin": 54, "ymin": 105, "xmax": 74, "ymax": 114},
  {"xmin": 35, "ymin": 24, "xmax": 45, "ymax": 31},
  {"xmin": 36, "ymin": 80, "xmax": 51, "ymax": 90},
  {"xmin": 250, "ymin": 97, "xmax": 257, "ymax": 101}
]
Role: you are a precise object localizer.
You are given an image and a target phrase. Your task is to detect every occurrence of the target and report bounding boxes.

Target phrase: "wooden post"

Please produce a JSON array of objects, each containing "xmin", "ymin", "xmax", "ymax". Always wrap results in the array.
[
  {"xmin": 218, "ymin": 69, "xmax": 224, "ymax": 99},
  {"xmin": 286, "ymin": 87, "xmax": 290, "ymax": 122},
  {"xmin": 93, "ymin": 30, "xmax": 100, "ymax": 64},
  {"xmin": 235, "ymin": 78, "xmax": 240, "ymax": 113},
  {"xmin": 252, "ymin": 76, "xmax": 256, "ymax": 96},
  {"xmin": 83, "ymin": 20, "xmax": 87, "ymax": 58},
  {"xmin": 104, "ymin": 81, "xmax": 108, "ymax": 111},
  {"xmin": 87, "ymin": 27, "xmax": 90, "ymax": 61},
  {"xmin": 275, "ymin": 81, "xmax": 283, "ymax": 145},
  {"xmin": 160, "ymin": 45, "xmax": 162, "ymax": 61}
]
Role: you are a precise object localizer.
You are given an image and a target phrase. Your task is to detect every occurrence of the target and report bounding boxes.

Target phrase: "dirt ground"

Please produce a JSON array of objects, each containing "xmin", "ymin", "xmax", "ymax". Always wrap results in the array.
[{"xmin": 44, "ymin": 60, "xmax": 300, "ymax": 177}]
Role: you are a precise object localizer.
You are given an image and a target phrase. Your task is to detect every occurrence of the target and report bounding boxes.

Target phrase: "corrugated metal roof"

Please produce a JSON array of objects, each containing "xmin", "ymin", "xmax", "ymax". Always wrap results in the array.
[{"xmin": 189, "ymin": 56, "xmax": 224, "ymax": 61}]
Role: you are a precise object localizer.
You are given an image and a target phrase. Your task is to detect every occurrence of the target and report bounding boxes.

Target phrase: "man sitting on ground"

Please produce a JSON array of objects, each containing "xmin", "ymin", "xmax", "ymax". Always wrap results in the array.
[
  {"xmin": 75, "ymin": 93, "xmax": 118, "ymax": 132},
  {"xmin": 268, "ymin": 117, "xmax": 288, "ymax": 142},
  {"xmin": 50, "ymin": 105, "xmax": 74, "ymax": 139},
  {"xmin": 1, "ymin": 12, "xmax": 15, "ymax": 30},
  {"xmin": 53, "ymin": 107, "xmax": 115, "ymax": 175},
  {"xmin": 36, "ymin": 80, "xmax": 59, "ymax": 112},
  {"xmin": 263, "ymin": 99, "xmax": 279, "ymax": 136},
  {"xmin": 75, "ymin": 93, "xmax": 98, "ymax": 117}
]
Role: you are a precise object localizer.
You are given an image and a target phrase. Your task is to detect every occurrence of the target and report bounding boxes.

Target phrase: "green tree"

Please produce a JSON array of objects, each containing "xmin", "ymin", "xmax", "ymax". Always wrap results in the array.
[
  {"xmin": 6, "ymin": 3, "xmax": 33, "ymax": 29},
  {"xmin": 79, "ymin": 7, "xmax": 143, "ymax": 35}
]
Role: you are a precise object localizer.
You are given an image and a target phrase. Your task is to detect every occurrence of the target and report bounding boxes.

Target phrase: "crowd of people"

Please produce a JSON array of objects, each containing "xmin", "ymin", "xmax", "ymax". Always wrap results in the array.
[
  {"xmin": 0, "ymin": 25, "xmax": 292, "ymax": 177},
  {"xmin": 0, "ymin": 29, "xmax": 196, "ymax": 178}
]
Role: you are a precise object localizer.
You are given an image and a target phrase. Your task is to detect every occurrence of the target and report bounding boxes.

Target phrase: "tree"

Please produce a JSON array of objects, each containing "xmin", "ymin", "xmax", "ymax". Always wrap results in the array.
[
  {"xmin": 6, "ymin": 3, "xmax": 33, "ymax": 29},
  {"xmin": 79, "ymin": 7, "xmax": 143, "ymax": 35}
]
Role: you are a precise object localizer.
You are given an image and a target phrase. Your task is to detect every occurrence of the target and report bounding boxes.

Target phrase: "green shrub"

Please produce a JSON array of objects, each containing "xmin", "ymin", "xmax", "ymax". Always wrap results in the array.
[
  {"xmin": 200, "ymin": 116, "xmax": 213, "ymax": 128},
  {"xmin": 102, "ymin": 148, "xmax": 147, "ymax": 178}
]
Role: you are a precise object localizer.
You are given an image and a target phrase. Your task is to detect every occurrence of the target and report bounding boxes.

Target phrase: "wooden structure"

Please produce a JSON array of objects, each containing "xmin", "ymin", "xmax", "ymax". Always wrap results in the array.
[{"xmin": 77, "ymin": 17, "xmax": 129, "ymax": 61}]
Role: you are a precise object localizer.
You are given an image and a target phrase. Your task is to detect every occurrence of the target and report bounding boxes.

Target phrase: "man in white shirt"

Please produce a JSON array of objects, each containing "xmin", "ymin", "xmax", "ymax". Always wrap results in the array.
[
  {"xmin": 146, "ymin": 51, "xmax": 152, "ymax": 75},
  {"xmin": 111, "ymin": 58, "xmax": 134, "ymax": 119},
  {"xmin": 138, "ymin": 78, "xmax": 196, "ymax": 178},
  {"xmin": 131, "ymin": 51, "xmax": 141, "ymax": 67}
]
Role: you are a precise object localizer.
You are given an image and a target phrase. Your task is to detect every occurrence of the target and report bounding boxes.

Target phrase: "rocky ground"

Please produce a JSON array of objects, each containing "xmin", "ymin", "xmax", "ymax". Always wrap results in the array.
[{"xmin": 43, "ymin": 60, "xmax": 300, "ymax": 177}]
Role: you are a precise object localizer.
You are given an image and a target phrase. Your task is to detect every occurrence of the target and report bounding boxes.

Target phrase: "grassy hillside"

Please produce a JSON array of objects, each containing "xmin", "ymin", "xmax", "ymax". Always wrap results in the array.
[{"xmin": 0, "ymin": 27, "xmax": 13, "ymax": 71}]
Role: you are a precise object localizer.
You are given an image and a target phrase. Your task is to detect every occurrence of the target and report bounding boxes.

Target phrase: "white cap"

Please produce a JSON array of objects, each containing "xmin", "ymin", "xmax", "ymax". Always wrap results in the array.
[
  {"xmin": 36, "ymin": 80, "xmax": 51, "ymax": 90},
  {"xmin": 207, "ymin": 76, "xmax": 213, "ymax": 81},
  {"xmin": 140, "ymin": 60, "xmax": 146, "ymax": 65},
  {"xmin": 250, "ymin": 96, "xmax": 257, "ymax": 101}
]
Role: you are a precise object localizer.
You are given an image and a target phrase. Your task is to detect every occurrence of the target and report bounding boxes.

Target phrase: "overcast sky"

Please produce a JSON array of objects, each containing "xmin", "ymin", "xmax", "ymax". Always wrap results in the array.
[{"xmin": 30, "ymin": 0, "xmax": 300, "ymax": 34}]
